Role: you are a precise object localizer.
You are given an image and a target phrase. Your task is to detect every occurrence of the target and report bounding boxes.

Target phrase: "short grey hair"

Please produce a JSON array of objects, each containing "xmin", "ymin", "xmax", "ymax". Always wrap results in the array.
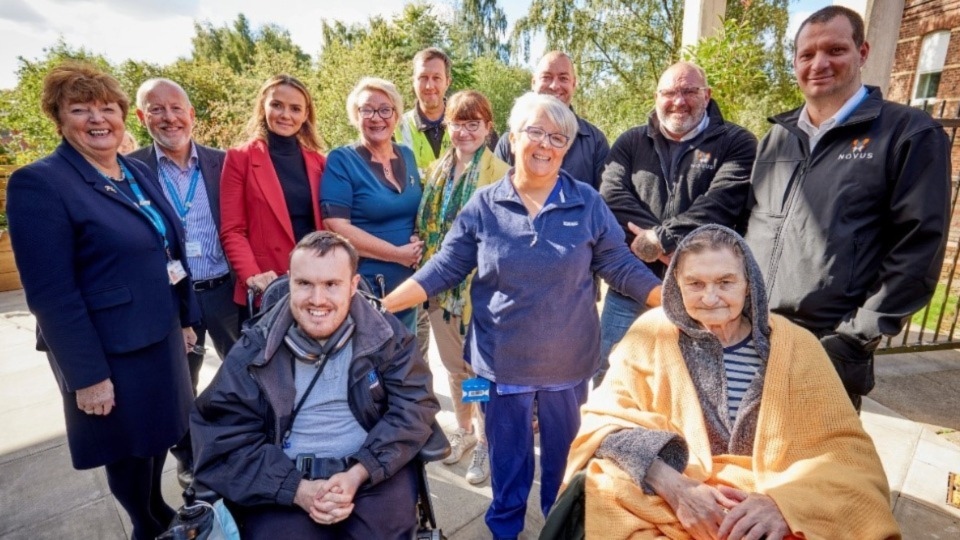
[
  {"xmin": 507, "ymin": 92, "xmax": 577, "ymax": 144},
  {"xmin": 346, "ymin": 77, "xmax": 404, "ymax": 129},
  {"xmin": 135, "ymin": 78, "xmax": 191, "ymax": 110}
]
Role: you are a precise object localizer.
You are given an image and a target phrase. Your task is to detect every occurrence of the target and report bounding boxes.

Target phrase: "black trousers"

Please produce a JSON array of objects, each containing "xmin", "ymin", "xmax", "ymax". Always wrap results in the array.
[
  {"xmin": 172, "ymin": 277, "xmax": 240, "ymax": 467},
  {"xmin": 104, "ymin": 452, "xmax": 174, "ymax": 540}
]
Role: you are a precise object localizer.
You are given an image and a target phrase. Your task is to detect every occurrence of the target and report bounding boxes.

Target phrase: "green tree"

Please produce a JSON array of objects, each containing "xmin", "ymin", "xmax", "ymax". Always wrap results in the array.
[
  {"xmin": 450, "ymin": 0, "xmax": 510, "ymax": 62},
  {"xmin": 686, "ymin": 15, "xmax": 801, "ymax": 136},
  {"xmin": 191, "ymin": 14, "xmax": 311, "ymax": 74}
]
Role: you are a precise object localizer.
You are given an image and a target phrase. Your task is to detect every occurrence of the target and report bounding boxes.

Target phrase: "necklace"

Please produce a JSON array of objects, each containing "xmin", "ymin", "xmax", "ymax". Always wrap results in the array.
[{"xmin": 96, "ymin": 158, "xmax": 126, "ymax": 182}]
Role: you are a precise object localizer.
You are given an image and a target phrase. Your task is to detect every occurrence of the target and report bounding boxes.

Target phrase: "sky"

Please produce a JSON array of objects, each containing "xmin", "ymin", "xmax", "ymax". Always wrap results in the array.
[{"xmin": 0, "ymin": 0, "xmax": 833, "ymax": 91}]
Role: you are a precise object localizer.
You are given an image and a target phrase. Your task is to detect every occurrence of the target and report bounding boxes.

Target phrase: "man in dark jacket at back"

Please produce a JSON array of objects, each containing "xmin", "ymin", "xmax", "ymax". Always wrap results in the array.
[
  {"xmin": 744, "ymin": 6, "xmax": 950, "ymax": 410},
  {"xmin": 191, "ymin": 231, "xmax": 440, "ymax": 538},
  {"xmin": 597, "ymin": 61, "xmax": 757, "ymax": 385}
]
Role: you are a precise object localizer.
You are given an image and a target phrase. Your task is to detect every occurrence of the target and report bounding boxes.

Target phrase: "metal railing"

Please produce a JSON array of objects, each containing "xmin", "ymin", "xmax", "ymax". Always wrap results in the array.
[{"xmin": 879, "ymin": 100, "xmax": 960, "ymax": 353}]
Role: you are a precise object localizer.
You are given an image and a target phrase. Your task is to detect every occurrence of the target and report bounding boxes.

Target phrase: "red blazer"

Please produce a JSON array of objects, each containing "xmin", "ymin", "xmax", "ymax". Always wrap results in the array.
[{"xmin": 220, "ymin": 138, "xmax": 325, "ymax": 304}]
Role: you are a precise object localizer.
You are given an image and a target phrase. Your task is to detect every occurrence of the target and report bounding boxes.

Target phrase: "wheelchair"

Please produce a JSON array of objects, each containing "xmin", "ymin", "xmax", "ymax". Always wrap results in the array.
[{"xmin": 160, "ymin": 274, "xmax": 450, "ymax": 539}]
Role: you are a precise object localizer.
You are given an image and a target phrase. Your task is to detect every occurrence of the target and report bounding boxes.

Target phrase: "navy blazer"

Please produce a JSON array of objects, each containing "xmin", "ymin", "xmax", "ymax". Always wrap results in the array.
[
  {"xmin": 7, "ymin": 141, "xmax": 200, "ymax": 392},
  {"xmin": 128, "ymin": 141, "xmax": 227, "ymax": 232}
]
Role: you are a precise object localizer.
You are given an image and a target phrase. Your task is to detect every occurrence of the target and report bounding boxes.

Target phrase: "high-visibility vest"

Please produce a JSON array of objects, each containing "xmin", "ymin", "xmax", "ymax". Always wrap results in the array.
[{"xmin": 394, "ymin": 109, "xmax": 451, "ymax": 175}]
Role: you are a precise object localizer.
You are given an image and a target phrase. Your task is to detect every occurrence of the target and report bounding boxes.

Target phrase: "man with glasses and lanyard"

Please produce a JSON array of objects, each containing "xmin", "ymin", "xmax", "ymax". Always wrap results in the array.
[
  {"xmin": 596, "ymin": 61, "xmax": 756, "ymax": 386},
  {"xmin": 132, "ymin": 78, "xmax": 239, "ymax": 487}
]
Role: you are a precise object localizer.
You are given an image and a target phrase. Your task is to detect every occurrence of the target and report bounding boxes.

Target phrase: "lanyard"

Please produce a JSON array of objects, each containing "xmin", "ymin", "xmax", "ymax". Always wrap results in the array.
[
  {"xmin": 159, "ymin": 165, "xmax": 202, "ymax": 229},
  {"xmin": 102, "ymin": 161, "xmax": 169, "ymax": 251}
]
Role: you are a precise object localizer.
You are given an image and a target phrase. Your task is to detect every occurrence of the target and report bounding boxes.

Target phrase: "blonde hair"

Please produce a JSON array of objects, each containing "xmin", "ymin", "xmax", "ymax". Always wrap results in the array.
[
  {"xmin": 244, "ymin": 74, "xmax": 323, "ymax": 152},
  {"xmin": 345, "ymin": 77, "xmax": 403, "ymax": 130}
]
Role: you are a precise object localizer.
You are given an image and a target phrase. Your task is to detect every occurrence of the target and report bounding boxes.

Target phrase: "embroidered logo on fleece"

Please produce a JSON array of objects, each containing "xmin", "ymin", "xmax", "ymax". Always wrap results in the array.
[
  {"xmin": 367, "ymin": 371, "xmax": 380, "ymax": 389},
  {"xmin": 690, "ymin": 150, "xmax": 715, "ymax": 170},
  {"xmin": 838, "ymin": 138, "xmax": 873, "ymax": 160}
]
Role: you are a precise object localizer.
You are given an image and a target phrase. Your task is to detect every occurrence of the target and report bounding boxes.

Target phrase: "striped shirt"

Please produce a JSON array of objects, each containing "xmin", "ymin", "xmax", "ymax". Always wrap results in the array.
[
  {"xmin": 155, "ymin": 143, "xmax": 228, "ymax": 281},
  {"xmin": 723, "ymin": 338, "xmax": 761, "ymax": 423}
]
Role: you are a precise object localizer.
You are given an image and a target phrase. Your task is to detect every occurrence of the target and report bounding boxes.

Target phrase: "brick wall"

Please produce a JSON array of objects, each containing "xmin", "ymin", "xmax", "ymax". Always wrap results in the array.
[{"xmin": 886, "ymin": 1, "xmax": 960, "ymax": 279}]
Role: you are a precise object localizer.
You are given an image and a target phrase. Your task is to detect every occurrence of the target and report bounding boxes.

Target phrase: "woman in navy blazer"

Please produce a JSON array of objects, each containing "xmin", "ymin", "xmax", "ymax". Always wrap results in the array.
[
  {"xmin": 220, "ymin": 74, "xmax": 325, "ymax": 317},
  {"xmin": 6, "ymin": 63, "xmax": 199, "ymax": 540}
]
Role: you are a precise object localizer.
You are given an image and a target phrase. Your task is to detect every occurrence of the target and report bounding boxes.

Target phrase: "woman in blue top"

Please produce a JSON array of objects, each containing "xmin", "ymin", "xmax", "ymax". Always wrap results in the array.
[
  {"xmin": 383, "ymin": 92, "xmax": 662, "ymax": 540},
  {"xmin": 321, "ymin": 77, "xmax": 423, "ymax": 330}
]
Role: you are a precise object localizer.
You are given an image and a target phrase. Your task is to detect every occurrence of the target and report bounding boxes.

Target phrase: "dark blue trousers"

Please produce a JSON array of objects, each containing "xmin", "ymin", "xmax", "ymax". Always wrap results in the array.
[{"xmin": 482, "ymin": 380, "xmax": 586, "ymax": 539}]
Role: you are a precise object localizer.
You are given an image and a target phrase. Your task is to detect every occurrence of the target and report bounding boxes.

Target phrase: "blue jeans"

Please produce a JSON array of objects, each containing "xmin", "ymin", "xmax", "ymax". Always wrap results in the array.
[{"xmin": 596, "ymin": 289, "xmax": 647, "ymax": 386}]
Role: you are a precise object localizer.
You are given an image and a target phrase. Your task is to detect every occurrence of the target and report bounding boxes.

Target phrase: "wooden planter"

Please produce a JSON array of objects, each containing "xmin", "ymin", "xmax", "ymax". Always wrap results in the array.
[{"xmin": 0, "ymin": 230, "xmax": 21, "ymax": 292}]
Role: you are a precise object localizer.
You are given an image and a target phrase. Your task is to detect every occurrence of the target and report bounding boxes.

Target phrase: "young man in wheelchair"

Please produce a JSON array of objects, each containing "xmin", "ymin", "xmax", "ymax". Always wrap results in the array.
[{"xmin": 190, "ymin": 231, "xmax": 441, "ymax": 539}]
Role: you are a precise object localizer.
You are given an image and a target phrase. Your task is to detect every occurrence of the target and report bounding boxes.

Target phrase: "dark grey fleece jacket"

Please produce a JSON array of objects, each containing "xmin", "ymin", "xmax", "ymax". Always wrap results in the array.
[{"xmin": 596, "ymin": 224, "xmax": 771, "ymax": 492}]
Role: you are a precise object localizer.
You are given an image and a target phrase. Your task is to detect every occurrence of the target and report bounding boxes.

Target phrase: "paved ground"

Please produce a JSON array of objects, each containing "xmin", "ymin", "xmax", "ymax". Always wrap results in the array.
[{"xmin": 1, "ymin": 287, "xmax": 958, "ymax": 539}]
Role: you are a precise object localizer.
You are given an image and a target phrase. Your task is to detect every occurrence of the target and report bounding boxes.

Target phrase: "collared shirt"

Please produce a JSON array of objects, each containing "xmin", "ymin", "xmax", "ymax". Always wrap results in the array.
[
  {"xmin": 797, "ymin": 85, "xmax": 868, "ymax": 151},
  {"xmin": 155, "ymin": 142, "xmax": 228, "ymax": 281}
]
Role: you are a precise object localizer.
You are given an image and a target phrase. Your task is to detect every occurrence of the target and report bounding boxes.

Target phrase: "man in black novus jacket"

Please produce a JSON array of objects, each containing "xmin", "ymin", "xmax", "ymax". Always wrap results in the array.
[
  {"xmin": 597, "ymin": 61, "xmax": 757, "ymax": 385},
  {"xmin": 744, "ymin": 6, "xmax": 950, "ymax": 410}
]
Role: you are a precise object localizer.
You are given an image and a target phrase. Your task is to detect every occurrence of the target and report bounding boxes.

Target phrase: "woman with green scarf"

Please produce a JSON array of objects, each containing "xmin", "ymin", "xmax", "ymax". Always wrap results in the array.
[{"xmin": 417, "ymin": 90, "xmax": 509, "ymax": 485}]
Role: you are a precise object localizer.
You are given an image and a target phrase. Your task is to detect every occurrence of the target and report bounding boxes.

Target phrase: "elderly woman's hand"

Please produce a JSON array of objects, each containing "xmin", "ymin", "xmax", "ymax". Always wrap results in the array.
[
  {"xmin": 76, "ymin": 378, "xmax": 116, "ymax": 416},
  {"xmin": 716, "ymin": 486, "xmax": 790, "ymax": 540},
  {"xmin": 647, "ymin": 459, "xmax": 736, "ymax": 540}
]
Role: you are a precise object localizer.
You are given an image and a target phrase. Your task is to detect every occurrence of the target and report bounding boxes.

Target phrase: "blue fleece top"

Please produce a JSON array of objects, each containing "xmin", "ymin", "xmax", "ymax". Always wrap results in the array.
[
  {"xmin": 413, "ymin": 171, "xmax": 660, "ymax": 385},
  {"xmin": 320, "ymin": 144, "xmax": 422, "ymax": 294}
]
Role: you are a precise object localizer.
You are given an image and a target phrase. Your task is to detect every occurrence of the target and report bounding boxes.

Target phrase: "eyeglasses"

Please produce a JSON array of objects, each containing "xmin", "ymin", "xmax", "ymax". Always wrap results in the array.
[
  {"xmin": 656, "ymin": 87, "xmax": 707, "ymax": 100},
  {"xmin": 449, "ymin": 120, "xmax": 483, "ymax": 132},
  {"xmin": 358, "ymin": 106, "xmax": 395, "ymax": 119},
  {"xmin": 521, "ymin": 126, "xmax": 570, "ymax": 148}
]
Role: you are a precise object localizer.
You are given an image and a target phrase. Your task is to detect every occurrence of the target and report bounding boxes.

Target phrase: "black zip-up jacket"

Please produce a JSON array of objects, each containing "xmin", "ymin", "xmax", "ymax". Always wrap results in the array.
[
  {"xmin": 600, "ymin": 101, "xmax": 757, "ymax": 277},
  {"xmin": 190, "ymin": 294, "xmax": 439, "ymax": 507},
  {"xmin": 744, "ymin": 86, "xmax": 950, "ymax": 349}
]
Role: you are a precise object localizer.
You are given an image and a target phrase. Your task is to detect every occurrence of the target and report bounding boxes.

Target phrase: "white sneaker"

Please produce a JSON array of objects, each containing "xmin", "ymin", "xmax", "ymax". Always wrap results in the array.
[
  {"xmin": 465, "ymin": 444, "xmax": 489, "ymax": 484},
  {"xmin": 442, "ymin": 427, "xmax": 477, "ymax": 465}
]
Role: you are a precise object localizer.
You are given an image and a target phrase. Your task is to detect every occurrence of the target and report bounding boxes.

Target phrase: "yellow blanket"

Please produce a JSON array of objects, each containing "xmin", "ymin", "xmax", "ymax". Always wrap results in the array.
[{"xmin": 565, "ymin": 310, "xmax": 900, "ymax": 540}]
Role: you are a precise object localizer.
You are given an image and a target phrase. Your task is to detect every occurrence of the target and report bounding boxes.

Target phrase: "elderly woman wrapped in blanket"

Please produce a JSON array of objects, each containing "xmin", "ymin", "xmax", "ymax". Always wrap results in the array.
[{"xmin": 548, "ymin": 224, "xmax": 899, "ymax": 540}]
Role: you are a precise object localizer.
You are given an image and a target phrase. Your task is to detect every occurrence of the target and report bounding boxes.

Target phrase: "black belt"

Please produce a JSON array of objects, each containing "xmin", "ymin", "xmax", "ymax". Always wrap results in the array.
[
  {"xmin": 192, "ymin": 273, "xmax": 230, "ymax": 292},
  {"xmin": 295, "ymin": 454, "xmax": 352, "ymax": 480}
]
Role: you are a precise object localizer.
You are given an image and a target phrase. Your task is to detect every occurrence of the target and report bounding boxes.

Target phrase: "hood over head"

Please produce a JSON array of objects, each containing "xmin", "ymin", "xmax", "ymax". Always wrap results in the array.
[{"xmin": 662, "ymin": 224, "xmax": 771, "ymax": 360}]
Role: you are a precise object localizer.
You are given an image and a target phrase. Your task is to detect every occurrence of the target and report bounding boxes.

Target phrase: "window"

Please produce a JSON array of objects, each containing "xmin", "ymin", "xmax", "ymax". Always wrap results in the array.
[{"xmin": 912, "ymin": 31, "xmax": 950, "ymax": 105}]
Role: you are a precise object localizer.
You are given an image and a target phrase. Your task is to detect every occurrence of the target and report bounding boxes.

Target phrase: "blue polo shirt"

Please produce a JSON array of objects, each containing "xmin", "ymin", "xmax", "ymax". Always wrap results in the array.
[{"xmin": 320, "ymin": 143, "xmax": 422, "ymax": 295}]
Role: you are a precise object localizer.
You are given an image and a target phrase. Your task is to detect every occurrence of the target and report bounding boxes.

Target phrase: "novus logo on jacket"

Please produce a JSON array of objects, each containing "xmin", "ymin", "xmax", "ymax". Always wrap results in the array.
[
  {"xmin": 691, "ymin": 150, "xmax": 715, "ymax": 170},
  {"xmin": 838, "ymin": 138, "xmax": 873, "ymax": 160}
]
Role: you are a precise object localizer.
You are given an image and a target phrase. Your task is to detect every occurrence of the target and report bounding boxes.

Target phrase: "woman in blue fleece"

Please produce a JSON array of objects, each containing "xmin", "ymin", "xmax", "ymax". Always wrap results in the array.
[{"xmin": 383, "ymin": 92, "xmax": 662, "ymax": 540}]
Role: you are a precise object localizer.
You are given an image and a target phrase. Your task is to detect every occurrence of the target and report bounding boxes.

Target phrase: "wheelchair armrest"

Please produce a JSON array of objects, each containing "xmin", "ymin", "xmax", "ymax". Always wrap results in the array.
[
  {"xmin": 185, "ymin": 482, "xmax": 220, "ymax": 505},
  {"xmin": 417, "ymin": 420, "xmax": 451, "ymax": 463}
]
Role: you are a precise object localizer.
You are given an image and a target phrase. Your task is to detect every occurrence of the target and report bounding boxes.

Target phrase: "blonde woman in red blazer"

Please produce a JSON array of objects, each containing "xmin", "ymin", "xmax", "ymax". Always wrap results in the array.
[{"xmin": 220, "ymin": 75, "xmax": 325, "ymax": 317}]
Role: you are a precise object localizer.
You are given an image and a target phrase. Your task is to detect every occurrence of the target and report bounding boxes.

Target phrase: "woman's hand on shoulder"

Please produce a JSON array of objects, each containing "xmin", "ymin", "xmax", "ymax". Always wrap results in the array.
[{"xmin": 76, "ymin": 378, "xmax": 115, "ymax": 416}]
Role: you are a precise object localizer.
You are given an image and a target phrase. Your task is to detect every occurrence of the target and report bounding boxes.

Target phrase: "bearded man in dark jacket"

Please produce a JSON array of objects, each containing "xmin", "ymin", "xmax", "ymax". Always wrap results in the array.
[
  {"xmin": 597, "ymin": 61, "xmax": 757, "ymax": 385},
  {"xmin": 191, "ymin": 231, "xmax": 440, "ymax": 538}
]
